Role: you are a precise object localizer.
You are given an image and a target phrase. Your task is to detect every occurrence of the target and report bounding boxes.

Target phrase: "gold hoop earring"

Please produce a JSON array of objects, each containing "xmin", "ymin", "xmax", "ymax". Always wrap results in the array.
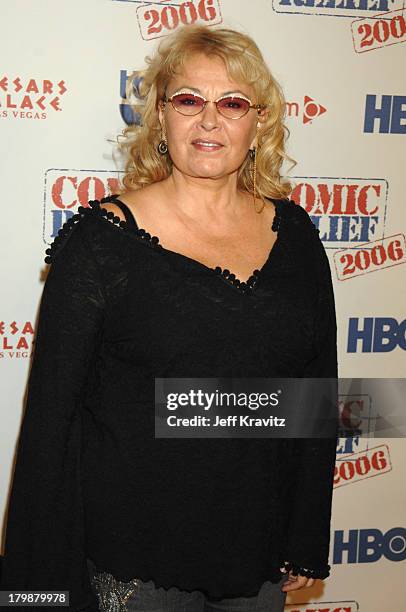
[
  {"xmin": 158, "ymin": 140, "xmax": 168, "ymax": 155},
  {"xmin": 158, "ymin": 131, "xmax": 168, "ymax": 155}
]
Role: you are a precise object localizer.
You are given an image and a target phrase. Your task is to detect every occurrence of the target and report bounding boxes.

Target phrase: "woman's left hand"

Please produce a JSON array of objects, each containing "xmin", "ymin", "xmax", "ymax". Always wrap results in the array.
[{"xmin": 281, "ymin": 570, "xmax": 315, "ymax": 592}]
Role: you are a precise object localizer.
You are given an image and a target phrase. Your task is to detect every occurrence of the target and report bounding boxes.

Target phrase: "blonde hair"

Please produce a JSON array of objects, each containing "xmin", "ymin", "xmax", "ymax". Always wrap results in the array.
[{"xmin": 114, "ymin": 24, "xmax": 297, "ymax": 200}]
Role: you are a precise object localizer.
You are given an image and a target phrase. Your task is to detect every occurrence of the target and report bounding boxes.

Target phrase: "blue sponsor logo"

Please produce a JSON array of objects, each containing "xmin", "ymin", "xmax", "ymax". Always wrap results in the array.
[
  {"xmin": 119, "ymin": 70, "xmax": 144, "ymax": 126},
  {"xmin": 364, "ymin": 95, "xmax": 406, "ymax": 134},
  {"xmin": 334, "ymin": 527, "xmax": 406, "ymax": 564},
  {"xmin": 348, "ymin": 317, "xmax": 406, "ymax": 352}
]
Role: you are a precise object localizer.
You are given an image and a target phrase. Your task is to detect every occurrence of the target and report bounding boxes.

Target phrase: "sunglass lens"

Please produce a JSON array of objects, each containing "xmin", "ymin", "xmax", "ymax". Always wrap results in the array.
[
  {"xmin": 172, "ymin": 93, "xmax": 204, "ymax": 115},
  {"xmin": 217, "ymin": 97, "xmax": 250, "ymax": 118}
]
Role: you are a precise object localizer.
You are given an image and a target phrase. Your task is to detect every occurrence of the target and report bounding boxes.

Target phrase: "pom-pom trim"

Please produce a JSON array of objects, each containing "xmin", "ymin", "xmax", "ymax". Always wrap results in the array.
[
  {"xmin": 44, "ymin": 195, "xmax": 282, "ymax": 295},
  {"xmin": 280, "ymin": 559, "xmax": 331, "ymax": 580}
]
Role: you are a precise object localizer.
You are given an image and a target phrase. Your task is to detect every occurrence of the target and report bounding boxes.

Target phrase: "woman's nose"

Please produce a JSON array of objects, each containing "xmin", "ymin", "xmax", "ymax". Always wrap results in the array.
[{"xmin": 198, "ymin": 101, "xmax": 221, "ymax": 127}]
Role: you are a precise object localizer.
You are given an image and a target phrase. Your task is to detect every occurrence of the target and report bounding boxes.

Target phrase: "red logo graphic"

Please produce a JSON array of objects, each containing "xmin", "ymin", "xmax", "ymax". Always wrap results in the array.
[
  {"xmin": 135, "ymin": 0, "xmax": 223, "ymax": 40},
  {"xmin": 352, "ymin": 7, "xmax": 406, "ymax": 53},
  {"xmin": 303, "ymin": 95, "xmax": 327, "ymax": 124},
  {"xmin": 0, "ymin": 320, "xmax": 35, "ymax": 359},
  {"xmin": 285, "ymin": 95, "xmax": 327, "ymax": 124},
  {"xmin": 334, "ymin": 444, "xmax": 392, "ymax": 488},
  {"xmin": 0, "ymin": 75, "xmax": 68, "ymax": 119},
  {"xmin": 334, "ymin": 233, "xmax": 406, "ymax": 280}
]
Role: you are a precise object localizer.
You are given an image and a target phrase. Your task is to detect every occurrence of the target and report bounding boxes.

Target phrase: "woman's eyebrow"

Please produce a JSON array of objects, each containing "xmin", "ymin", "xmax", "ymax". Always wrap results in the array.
[{"xmin": 171, "ymin": 85, "xmax": 251, "ymax": 98}]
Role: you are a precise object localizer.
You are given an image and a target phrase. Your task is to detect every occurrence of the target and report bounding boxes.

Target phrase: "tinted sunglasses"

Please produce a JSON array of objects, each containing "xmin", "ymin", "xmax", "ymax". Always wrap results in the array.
[{"xmin": 162, "ymin": 90, "xmax": 267, "ymax": 119}]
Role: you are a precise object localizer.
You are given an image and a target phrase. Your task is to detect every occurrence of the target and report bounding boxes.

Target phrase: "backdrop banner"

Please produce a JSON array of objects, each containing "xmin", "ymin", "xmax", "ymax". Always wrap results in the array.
[{"xmin": 1, "ymin": 1, "xmax": 404, "ymax": 610}]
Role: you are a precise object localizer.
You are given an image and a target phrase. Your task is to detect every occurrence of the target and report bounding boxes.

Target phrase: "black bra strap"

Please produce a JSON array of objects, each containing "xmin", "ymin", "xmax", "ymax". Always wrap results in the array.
[{"xmin": 108, "ymin": 196, "xmax": 139, "ymax": 229}]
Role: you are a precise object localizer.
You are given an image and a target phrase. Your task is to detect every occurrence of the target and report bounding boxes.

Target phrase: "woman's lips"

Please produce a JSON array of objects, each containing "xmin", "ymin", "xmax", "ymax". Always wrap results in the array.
[{"xmin": 192, "ymin": 141, "xmax": 224, "ymax": 152}]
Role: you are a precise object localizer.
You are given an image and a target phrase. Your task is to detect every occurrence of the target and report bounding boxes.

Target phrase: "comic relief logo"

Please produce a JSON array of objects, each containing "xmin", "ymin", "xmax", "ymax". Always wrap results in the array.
[
  {"xmin": 352, "ymin": 7, "xmax": 406, "ymax": 53},
  {"xmin": 43, "ymin": 170, "xmax": 122, "ymax": 244},
  {"xmin": 112, "ymin": 0, "xmax": 222, "ymax": 40},
  {"xmin": 335, "ymin": 443, "xmax": 392, "ymax": 488},
  {"xmin": 272, "ymin": 0, "xmax": 405, "ymax": 18},
  {"xmin": 0, "ymin": 321, "xmax": 34, "ymax": 359},
  {"xmin": 334, "ymin": 394, "xmax": 392, "ymax": 488},
  {"xmin": 334, "ymin": 233, "xmax": 406, "ymax": 281},
  {"xmin": 290, "ymin": 180, "xmax": 406, "ymax": 280},
  {"xmin": 333, "ymin": 527, "xmax": 406, "ymax": 566},
  {"xmin": 290, "ymin": 178, "xmax": 388, "ymax": 248},
  {"xmin": 347, "ymin": 317, "xmax": 406, "ymax": 352},
  {"xmin": 0, "ymin": 76, "xmax": 67, "ymax": 120}
]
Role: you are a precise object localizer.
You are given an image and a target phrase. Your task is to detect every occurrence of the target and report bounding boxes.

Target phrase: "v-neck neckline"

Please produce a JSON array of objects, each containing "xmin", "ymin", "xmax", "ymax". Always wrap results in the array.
[{"xmin": 91, "ymin": 194, "xmax": 283, "ymax": 295}]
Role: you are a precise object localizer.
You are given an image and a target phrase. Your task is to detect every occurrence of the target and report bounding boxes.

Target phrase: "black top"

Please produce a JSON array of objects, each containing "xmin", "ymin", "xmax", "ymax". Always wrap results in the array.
[{"xmin": 0, "ymin": 194, "xmax": 338, "ymax": 611}]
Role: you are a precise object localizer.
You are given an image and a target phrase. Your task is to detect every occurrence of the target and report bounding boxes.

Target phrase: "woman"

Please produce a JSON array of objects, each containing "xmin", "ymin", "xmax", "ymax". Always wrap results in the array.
[{"xmin": 0, "ymin": 25, "xmax": 338, "ymax": 612}]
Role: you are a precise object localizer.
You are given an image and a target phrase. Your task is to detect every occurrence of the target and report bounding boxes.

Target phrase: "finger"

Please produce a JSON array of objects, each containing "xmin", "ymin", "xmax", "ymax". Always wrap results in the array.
[
  {"xmin": 305, "ymin": 578, "xmax": 315, "ymax": 588},
  {"xmin": 281, "ymin": 575, "xmax": 311, "ymax": 592}
]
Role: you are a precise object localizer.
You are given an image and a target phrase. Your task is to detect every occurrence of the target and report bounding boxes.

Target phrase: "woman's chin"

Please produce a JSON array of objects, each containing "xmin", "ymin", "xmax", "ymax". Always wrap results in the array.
[{"xmin": 173, "ymin": 163, "xmax": 227, "ymax": 179}]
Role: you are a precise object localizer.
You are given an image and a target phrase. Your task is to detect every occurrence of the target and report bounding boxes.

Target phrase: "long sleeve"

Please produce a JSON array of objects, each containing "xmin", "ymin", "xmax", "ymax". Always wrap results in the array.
[
  {"xmin": 0, "ymin": 218, "xmax": 106, "ymax": 611},
  {"xmin": 282, "ymin": 218, "xmax": 339, "ymax": 580}
]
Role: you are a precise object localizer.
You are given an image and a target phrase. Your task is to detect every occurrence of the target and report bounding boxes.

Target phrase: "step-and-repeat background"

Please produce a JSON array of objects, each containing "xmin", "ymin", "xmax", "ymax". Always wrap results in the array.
[{"xmin": 1, "ymin": 1, "xmax": 405, "ymax": 610}]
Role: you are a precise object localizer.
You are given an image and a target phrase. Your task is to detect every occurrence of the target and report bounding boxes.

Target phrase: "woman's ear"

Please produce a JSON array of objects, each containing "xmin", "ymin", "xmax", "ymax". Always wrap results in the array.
[{"xmin": 257, "ymin": 108, "xmax": 269, "ymax": 124}]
